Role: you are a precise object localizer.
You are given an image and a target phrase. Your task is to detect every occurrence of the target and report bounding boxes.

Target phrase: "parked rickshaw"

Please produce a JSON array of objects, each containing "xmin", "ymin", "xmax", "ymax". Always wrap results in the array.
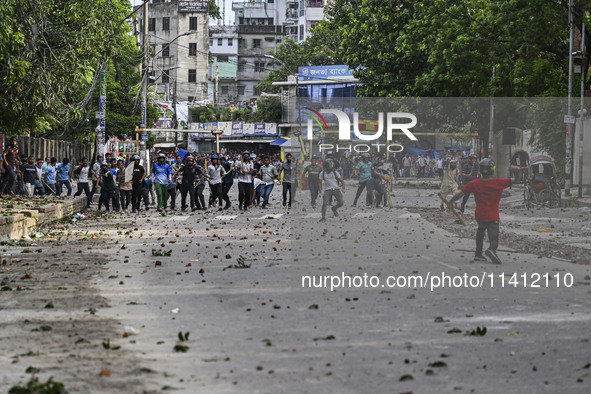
[
  {"xmin": 523, "ymin": 155, "xmax": 561, "ymax": 209},
  {"xmin": 510, "ymin": 150, "xmax": 529, "ymax": 184}
]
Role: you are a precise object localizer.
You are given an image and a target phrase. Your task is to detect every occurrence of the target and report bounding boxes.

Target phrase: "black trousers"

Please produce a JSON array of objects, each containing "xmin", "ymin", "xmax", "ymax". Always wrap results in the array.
[
  {"xmin": 222, "ymin": 182, "xmax": 232, "ymax": 207},
  {"xmin": 74, "ymin": 182, "xmax": 91, "ymax": 207},
  {"xmin": 209, "ymin": 183, "xmax": 223, "ymax": 207},
  {"xmin": 476, "ymin": 220, "xmax": 499, "ymax": 255},
  {"xmin": 119, "ymin": 189, "xmax": 131, "ymax": 210},
  {"xmin": 353, "ymin": 181, "xmax": 370, "ymax": 205},
  {"xmin": 131, "ymin": 183, "xmax": 144, "ymax": 210},
  {"xmin": 180, "ymin": 183, "xmax": 196, "ymax": 209},
  {"xmin": 238, "ymin": 182, "xmax": 253, "ymax": 210}
]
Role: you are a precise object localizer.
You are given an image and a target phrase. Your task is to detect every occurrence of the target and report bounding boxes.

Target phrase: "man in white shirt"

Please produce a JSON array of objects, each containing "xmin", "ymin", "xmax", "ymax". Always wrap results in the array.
[
  {"xmin": 319, "ymin": 159, "xmax": 345, "ymax": 222},
  {"xmin": 206, "ymin": 155, "xmax": 225, "ymax": 210},
  {"xmin": 236, "ymin": 153, "xmax": 256, "ymax": 212},
  {"xmin": 258, "ymin": 156, "xmax": 279, "ymax": 209}
]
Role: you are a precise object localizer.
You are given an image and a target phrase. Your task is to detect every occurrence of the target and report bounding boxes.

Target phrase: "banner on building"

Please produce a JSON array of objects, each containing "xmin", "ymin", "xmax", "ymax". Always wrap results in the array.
[{"xmin": 178, "ymin": 0, "xmax": 208, "ymax": 13}]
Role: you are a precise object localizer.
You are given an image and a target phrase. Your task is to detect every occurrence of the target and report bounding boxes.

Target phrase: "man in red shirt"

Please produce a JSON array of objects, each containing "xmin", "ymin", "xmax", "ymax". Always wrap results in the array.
[{"xmin": 448, "ymin": 158, "xmax": 520, "ymax": 264}]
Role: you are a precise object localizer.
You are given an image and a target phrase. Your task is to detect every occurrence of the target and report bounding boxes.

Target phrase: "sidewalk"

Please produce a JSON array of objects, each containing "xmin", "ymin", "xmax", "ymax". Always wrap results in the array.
[{"xmin": 0, "ymin": 195, "xmax": 87, "ymax": 240}]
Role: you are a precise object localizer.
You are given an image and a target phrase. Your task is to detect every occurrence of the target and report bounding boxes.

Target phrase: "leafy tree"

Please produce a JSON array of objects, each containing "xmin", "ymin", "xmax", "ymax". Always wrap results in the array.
[{"xmin": 0, "ymin": 0, "xmax": 138, "ymax": 138}]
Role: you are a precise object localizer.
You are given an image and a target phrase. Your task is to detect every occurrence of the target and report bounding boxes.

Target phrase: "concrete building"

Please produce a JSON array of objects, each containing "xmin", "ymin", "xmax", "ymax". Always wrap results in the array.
[
  {"xmin": 208, "ymin": 25, "xmax": 239, "ymax": 105},
  {"xmin": 231, "ymin": 0, "xmax": 327, "ymax": 102},
  {"xmin": 134, "ymin": 1, "xmax": 210, "ymax": 105}
]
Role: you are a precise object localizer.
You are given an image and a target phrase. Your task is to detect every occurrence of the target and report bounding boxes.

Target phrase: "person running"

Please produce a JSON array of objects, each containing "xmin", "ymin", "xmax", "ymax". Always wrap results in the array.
[
  {"xmin": 304, "ymin": 156, "xmax": 322, "ymax": 208},
  {"xmin": 99, "ymin": 163, "xmax": 119, "ymax": 212},
  {"xmin": 43, "ymin": 158, "xmax": 58, "ymax": 195},
  {"xmin": 279, "ymin": 153, "xmax": 298, "ymax": 208},
  {"xmin": 130, "ymin": 155, "xmax": 146, "ymax": 213},
  {"xmin": 73, "ymin": 157, "xmax": 93, "ymax": 207},
  {"xmin": 319, "ymin": 157, "xmax": 345, "ymax": 222},
  {"xmin": 20, "ymin": 156, "xmax": 37, "ymax": 197},
  {"xmin": 220, "ymin": 155, "xmax": 234, "ymax": 210},
  {"xmin": 236, "ymin": 153, "xmax": 256, "ymax": 213},
  {"xmin": 174, "ymin": 155, "xmax": 198, "ymax": 212},
  {"xmin": 206, "ymin": 155, "xmax": 224, "ymax": 211},
  {"xmin": 117, "ymin": 159, "xmax": 132, "ymax": 211},
  {"xmin": 448, "ymin": 158, "xmax": 521, "ymax": 264},
  {"xmin": 152, "ymin": 153, "xmax": 172, "ymax": 211},
  {"xmin": 439, "ymin": 158, "xmax": 458, "ymax": 211},
  {"xmin": 90, "ymin": 154, "xmax": 103, "ymax": 204},
  {"xmin": 56, "ymin": 158, "xmax": 72, "ymax": 197},
  {"xmin": 352, "ymin": 153, "xmax": 373, "ymax": 206},
  {"xmin": 459, "ymin": 154, "xmax": 479, "ymax": 213},
  {"xmin": 258, "ymin": 155, "xmax": 278, "ymax": 209}
]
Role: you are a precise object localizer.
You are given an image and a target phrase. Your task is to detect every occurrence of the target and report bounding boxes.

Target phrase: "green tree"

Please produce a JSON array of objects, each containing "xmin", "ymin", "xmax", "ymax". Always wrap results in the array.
[{"xmin": 0, "ymin": 0, "xmax": 136, "ymax": 137}]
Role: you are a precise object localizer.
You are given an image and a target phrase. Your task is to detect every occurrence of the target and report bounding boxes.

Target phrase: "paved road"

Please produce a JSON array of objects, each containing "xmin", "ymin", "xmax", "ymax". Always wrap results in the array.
[{"xmin": 1, "ymin": 184, "xmax": 590, "ymax": 393}]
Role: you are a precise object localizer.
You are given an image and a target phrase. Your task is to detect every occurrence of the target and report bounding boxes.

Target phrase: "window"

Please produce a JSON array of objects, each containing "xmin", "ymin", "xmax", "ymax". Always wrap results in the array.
[
  {"xmin": 161, "ymin": 73, "xmax": 169, "ymax": 84},
  {"xmin": 189, "ymin": 17, "xmax": 198, "ymax": 31},
  {"xmin": 162, "ymin": 44, "xmax": 170, "ymax": 57},
  {"xmin": 218, "ymin": 38, "xmax": 223, "ymax": 46},
  {"xmin": 188, "ymin": 96, "xmax": 195, "ymax": 103},
  {"xmin": 299, "ymin": 24, "xmax": 304, "ymax": 41},
  {"xmin": 217, "ymin": 56, "xmax": 229, "ymax": 62},
  {"xmin": 221, "ymin": 86, "xmax": 229, "ymax": 95},
  {"xmin": 254, "ymin": 86, "xmax": 261, "ymax": 96},
  {"xmin": 264, "ymin": 37, "xmax": 275, "ymax": 42},
  {"xmin": 238, "ymin": 63, "xmax": 247, "ymax": 72},
  {"xmin": 189, "ymin": 43, "xmax": 197, "ymax": 56},
  {"xmin": 162, "ymin": 17, "xmax": 170, "ymax": 31},
  {"xmin": 238, "ymin": 86, "xmax": 245, "ymax": 96},
  {"xmin": 188, "ymin": 69, "xmax": 197, "ymax": 83},
  {"xmin": 148, "ymin": 18, "xmax": 155, "ymax": 31},
  {"xmin": 268, "ymin": 0, "xmax": 274, "ymax": 3},
  {"xmin": 253, "ymin": 39, "xmax": 262, "ymax": 49},
  {"xmin": 209, "ymin": 38, "xmax": 213, "ymax": 46},
  {"xmin": 254, "ymin": 62, "xmax": 265, "ymax": 72},
  {"xmin": 238, "ymin": 38, "xmax": 245, "ymax": 48},
  {"xmin": 227, "ymin": 38, "xmax": 233, "ymax": 46}
]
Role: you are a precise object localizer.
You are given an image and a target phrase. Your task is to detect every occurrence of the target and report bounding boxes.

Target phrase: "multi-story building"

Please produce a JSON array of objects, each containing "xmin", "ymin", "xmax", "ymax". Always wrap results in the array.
[
  {"xmin": 134, "ymin": 1, "xmax": 209, "ymax": 104},
  {"xmin": 230, "ymin": 0, "xmax": 326, "ymax": 102},
  {"xmin": 208, "ymin": 26, "xmax": 239, "ymax": 105}
]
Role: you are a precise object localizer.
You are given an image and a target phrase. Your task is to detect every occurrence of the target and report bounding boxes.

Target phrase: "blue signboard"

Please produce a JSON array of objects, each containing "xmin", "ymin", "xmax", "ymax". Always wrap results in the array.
[{"xmin": 298, "ymin": 65, "xmax": 353, "ymax": 81}]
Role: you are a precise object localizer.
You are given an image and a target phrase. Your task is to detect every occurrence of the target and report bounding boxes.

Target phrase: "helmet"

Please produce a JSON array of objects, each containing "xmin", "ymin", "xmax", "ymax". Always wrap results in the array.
[
  {"xmin": 158, "ymin": 153, "xmax": 166, "ymax": 158},
  {"xmin": 133, "ymin": 155, "xmax": 140, "ymax": 160},
  {"xmin": 362, "ymin": 153, "xmax": 370, "ymax": 159},
  {"xmin": 211, "ymin": 155, "xmax": 218, "ymax": 159},
  {"xmin": 250, "ymin": 153, "xmax": 257, "ymax": 159},
  {"xmin": 469, "ymin": 154, "xmax": 478, "ymax": 160},
  {"xmin": 326, "ymin": 151, "xmax": 334, "ymax": 156},
  {"xmin": 479, "ymin": 158, "xmax": 496, "ymax": 176}
]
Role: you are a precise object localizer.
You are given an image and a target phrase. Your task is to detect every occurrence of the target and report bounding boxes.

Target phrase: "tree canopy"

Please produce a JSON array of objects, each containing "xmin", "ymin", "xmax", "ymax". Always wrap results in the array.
[{"xmin": 0, "ymin": 0, "xmax": 154, "ymax": 141}]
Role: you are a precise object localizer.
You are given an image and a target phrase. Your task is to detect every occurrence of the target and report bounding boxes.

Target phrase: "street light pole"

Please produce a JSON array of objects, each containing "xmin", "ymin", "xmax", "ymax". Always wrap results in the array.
[{"xmin": 566, "ymin": 0, "xmax": 575, "ymax": 197}]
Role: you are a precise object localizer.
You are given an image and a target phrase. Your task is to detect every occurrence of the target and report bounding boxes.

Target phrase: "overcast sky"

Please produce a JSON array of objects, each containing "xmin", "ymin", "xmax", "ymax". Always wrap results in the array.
[{"xmin": 131, "ymin": 0, "xmax": 233, "ymax": 25}]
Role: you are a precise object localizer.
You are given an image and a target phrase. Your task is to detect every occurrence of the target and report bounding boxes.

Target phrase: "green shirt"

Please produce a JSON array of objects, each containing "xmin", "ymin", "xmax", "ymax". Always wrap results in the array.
[{"xmin": 305, "ymin": 164, "xmax": 323, "ymax": 183}]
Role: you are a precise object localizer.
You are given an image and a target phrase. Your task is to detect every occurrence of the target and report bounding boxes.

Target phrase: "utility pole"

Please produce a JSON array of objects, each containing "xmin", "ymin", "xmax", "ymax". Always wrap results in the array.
[
  {"xmin": 173, "ymin": 79, "xmax": 178, "ymax": 147},
  {"xmin": 578, "ymin": 21, "xmax": 586, "ymax": 198},
  {"xmin": 140, "ymin": 0, "xmax": 149, "ymax": 161},
  {"xmin": 215, "ymin": 62, "xmax": 219, "ymax": 105},
  {"xmin": 566, "ymin": 0, "xmax": 575, "ymax": 197}
]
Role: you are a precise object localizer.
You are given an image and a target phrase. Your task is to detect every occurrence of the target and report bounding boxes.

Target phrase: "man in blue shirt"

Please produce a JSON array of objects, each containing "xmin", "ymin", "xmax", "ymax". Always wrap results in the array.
[
  {"xmin": 152, "ymin": 153, "xmax": 172, "ymax": 211},
  {"xmin": 56, "ymin": 158, "xmax": 72, "ymax": 197},
  {"xmin": 352, "ymin": 153, "xmax": 374, "ymax": 206},
  {"xmin": 43, "ymin": 157, "xmax": 58, "ymax": 195}
]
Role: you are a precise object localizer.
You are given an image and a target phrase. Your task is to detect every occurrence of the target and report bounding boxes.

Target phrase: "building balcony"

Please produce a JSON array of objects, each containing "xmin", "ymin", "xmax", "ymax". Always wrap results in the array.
[{"xmin": 237, "ymin": 24, "xmax": 284, "ymax": 34}]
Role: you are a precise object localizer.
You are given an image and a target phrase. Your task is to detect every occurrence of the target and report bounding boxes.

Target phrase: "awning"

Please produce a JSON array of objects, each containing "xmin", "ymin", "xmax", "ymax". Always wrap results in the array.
[
  {"xmin": 218, "ymin": 140, "xmax": 273, "ymax": 143},
  {"xmin": 270, "ymin": 137, "xmax": 301, "ymax": 147},
  {"xmin": 153, "ymin": 142, "xmax": 177, "ymax": 148}
]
